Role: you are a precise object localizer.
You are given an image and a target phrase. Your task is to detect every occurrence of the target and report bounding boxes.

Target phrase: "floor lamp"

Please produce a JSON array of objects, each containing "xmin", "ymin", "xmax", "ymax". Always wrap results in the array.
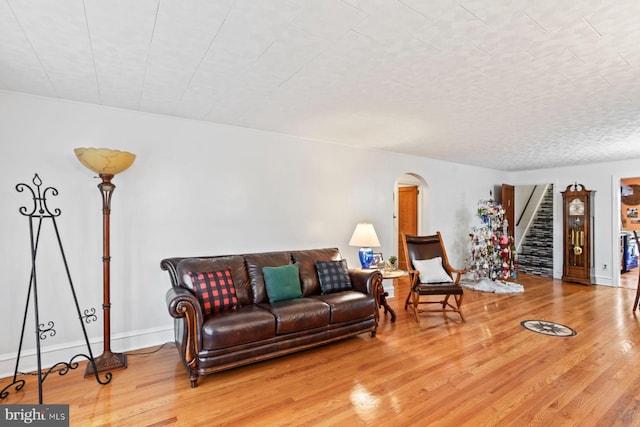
[{"xmin": 74, "ymin": 147, "xmax": 136, "ymax": 376}]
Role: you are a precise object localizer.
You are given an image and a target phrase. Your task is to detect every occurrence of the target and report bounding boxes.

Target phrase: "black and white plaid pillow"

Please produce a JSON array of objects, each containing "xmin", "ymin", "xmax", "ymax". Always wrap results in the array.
[{"xmin": 315, "ymin": 259, "xmax": 352, "ymax": 294}]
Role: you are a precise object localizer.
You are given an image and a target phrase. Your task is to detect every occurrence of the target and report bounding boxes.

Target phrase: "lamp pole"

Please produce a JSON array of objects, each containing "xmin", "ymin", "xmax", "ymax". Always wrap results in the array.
[{"xmin": 85, "ymin": 173, "xmax": 127, "ymax": 376}]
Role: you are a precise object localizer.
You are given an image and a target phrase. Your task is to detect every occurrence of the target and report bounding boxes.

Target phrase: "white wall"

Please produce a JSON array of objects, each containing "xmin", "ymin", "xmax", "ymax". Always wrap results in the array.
[{"xmin": 0, "ymin": 91, "xmax": 502, "ymax": 376}]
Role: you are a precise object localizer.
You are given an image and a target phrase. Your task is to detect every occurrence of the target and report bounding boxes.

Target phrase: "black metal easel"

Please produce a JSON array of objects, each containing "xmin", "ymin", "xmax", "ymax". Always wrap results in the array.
[{"xmin": 0, "ymin": 174, "xmax": 111, "ymax": 404}]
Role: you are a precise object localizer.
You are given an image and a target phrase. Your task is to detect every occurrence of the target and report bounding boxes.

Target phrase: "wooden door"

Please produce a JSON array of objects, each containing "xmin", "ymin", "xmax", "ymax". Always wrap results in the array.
[
  {"xmin": 502, "ymin": 184, "xmax": 515, "ymax": 242},
  {"xmin": 398, "ymin": 186, "xmax": 418, "ymax": 270}
]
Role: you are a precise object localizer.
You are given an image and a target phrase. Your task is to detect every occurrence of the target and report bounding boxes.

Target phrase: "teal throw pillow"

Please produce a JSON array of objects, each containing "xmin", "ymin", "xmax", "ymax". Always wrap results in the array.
[{"xmin": 263, "ymin": 264, "xmax": 303, "ymax": 303}]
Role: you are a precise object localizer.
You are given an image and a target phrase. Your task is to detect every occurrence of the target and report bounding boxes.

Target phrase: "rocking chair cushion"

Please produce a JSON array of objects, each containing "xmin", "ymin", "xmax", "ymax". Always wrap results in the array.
[
  {"xmin": 413, "ymin": 257, "xmax": 453, "ymax": 284},
  {"xmin": 414, "ymin": 283, "xmax": 463, "ymax": 295}
]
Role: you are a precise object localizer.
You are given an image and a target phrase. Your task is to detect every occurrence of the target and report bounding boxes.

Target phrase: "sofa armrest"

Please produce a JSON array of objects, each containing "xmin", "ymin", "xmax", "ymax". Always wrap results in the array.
[
  {"xmin": 349, "ymin": 269, "xmax": 382, "ymax": 296},
  {"xmin": 166, "ymin": 286, "xmax": 204, "ymax": 371},
  {"xmin": 349, "ymin": 269, "xmax": 382, "ymax": 326},
  {"xmin": 161, "ymin": 258, "xmax": 183, "ymax": 287}
]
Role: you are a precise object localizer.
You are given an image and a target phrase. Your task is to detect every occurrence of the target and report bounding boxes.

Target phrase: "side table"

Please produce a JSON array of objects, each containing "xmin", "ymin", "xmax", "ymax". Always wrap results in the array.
[{"xmin": 378, "ymin": 270, "xmax": 408, "ymax": 322}]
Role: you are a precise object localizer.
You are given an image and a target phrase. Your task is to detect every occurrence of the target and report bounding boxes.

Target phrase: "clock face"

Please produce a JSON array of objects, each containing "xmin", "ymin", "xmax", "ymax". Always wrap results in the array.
[{"xmin": 569, "ymin": 198, "xmax": 584, "ymax": 216}]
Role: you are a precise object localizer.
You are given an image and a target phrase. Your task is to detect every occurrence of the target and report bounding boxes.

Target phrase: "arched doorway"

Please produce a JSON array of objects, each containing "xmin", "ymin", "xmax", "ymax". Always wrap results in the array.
[{"xmin": 394, "ymin": 174, "xmax": 429, "ymax": 270}]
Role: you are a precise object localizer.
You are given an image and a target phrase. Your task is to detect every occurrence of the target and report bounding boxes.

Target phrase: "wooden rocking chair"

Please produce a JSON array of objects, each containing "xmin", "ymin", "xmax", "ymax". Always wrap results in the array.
[{"xmin": 401, "ymin": 232, "xmax": 465, "ymax": 323}]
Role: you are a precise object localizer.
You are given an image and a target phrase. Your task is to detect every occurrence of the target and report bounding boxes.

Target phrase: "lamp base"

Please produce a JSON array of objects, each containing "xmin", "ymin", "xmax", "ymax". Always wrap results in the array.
[
  {"xmin": 84, "ymin": 350, "xmax": 127, "ymax": 378},
  {"xmin": 358, "ymin": 247, "xmax": 374, "ymax": 269}
]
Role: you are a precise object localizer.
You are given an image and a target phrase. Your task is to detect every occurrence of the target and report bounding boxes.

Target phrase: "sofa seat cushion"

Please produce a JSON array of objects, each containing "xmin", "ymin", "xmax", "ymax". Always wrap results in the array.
[
  {"xmin": 258, "ymin": 298, "xmax": 330, "ymax": 335},
  {"xmin": 202, "ymin": 306, "xmax": 276, "ymax": 350},
  {"xmin": 312, "ymin": 291, "xmax": 375, "ymax": 324}
]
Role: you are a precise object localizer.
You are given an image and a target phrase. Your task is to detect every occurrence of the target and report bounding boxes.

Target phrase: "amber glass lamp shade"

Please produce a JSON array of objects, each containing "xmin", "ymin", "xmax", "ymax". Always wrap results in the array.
[{"xmin": 74, "ymin": 148, "xmax": 136, "ymax": 175}]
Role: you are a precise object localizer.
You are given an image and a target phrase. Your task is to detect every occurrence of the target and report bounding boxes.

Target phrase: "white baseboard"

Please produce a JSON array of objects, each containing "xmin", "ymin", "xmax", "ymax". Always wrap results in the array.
[
  {"xmin": 0, "ymin": 326, "xmax": 174, "ymax": 379},
  {"xmin": 593, "ymin": 275, "xmax": 614, "ymax": 287}
]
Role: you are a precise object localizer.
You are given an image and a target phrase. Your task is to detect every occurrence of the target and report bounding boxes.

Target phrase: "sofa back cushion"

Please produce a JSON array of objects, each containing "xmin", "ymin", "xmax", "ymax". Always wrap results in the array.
[
  {"xmin": 291, "ymin": 248, "xmax": 341, "ymax": 296},
  {"xmin": 245, "ymin": 251, "xmax": 292, "ymax": 304},
  {"xmin": 176, "ymin": 256, "xmax": 252, "ymax": 306}
]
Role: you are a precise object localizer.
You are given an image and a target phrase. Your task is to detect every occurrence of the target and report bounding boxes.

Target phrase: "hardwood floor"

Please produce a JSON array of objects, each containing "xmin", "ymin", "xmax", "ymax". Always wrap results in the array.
[
  {"xmin": 620, "ymin": 268, "xmax": 639, "ymax": 290},
  {"xmin": 3, "ymin": 273, "xmax": 640, "ymax": 426}
]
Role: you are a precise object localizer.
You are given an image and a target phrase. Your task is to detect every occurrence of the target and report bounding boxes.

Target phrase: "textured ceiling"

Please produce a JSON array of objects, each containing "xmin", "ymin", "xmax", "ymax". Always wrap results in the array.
[{"xmin": 2, "ymin": 0, "xmax": 640, "ymax": 171}]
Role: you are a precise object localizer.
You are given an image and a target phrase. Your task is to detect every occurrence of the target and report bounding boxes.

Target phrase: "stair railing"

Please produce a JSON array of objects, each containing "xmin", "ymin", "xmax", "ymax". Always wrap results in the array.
[{"xmin": 516, "ymin": 185, "xmax": 537, "ymax": 227}]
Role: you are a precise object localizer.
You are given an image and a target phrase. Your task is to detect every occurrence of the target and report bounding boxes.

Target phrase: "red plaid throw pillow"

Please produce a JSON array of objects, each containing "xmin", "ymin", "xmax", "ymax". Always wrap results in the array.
[{"xmin": 186, "ymin": 269, "xmax": 239, "ymax": 315}]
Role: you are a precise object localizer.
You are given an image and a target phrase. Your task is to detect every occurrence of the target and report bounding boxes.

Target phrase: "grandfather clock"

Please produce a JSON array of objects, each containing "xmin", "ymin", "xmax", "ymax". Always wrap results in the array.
[{"xmin": 562, "ymin": 183, "xmax": 594, "ymax": 284}]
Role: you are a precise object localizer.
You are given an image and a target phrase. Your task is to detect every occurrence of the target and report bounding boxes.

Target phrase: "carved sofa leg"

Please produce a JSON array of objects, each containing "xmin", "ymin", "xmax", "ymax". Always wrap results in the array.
[{"xmin": 189, "ymin": 372, "xmax": 199, "ymax": 388}]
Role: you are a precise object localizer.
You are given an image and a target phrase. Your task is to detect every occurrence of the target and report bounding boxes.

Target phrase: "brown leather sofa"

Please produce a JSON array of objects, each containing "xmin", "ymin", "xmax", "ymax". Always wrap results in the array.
[{"xmin": 161, "ymin": 248, "xmax": 382, "ymax": 387}]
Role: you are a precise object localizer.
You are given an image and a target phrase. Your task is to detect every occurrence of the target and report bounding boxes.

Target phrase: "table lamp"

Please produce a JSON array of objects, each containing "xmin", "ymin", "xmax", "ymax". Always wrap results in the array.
[{"xmin": 349, "ymin": 222, "xmax": 380, "ymax": 268}]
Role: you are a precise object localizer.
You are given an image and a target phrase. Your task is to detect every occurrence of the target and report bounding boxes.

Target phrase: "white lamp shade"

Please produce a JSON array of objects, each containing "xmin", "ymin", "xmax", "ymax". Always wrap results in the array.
[{"xmin": 349, "ymin": 222, "xmax": 380, "ymax": 247}]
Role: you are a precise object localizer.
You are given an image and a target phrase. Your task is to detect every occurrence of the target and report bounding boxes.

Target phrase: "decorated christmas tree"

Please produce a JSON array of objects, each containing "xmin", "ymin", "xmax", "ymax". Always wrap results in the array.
[{"xmin": 467, "ymin": 198, "xmax": 517, "ymax": 281}]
